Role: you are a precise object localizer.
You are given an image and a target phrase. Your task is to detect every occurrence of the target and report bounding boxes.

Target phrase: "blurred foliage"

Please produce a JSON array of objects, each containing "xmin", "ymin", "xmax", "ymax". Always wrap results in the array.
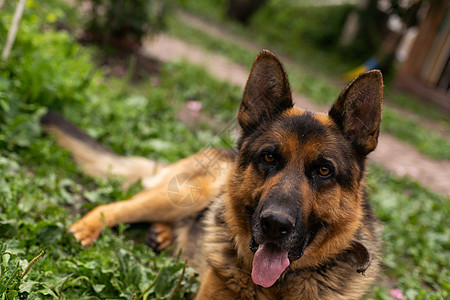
[
  {"xmin": 250, "ymin": 1, "xmax": 354, "ymax": 59},
  {"xmin": 166, "ymin": 12, "xmax": 450, "ymax": 161},
  {"xmin": 173, "ymin": 0, "xmax": 431, "ymax": 75},
  {"xmin": 175, "ymin": 0, "xmax": 357, "ymax": 71},
  {"xmin": 81, "ymin": 0, "xmax": 168, "ymax": 45},
  {"xmin": 0, "ymin": 0, "xmax": 95, "ymax": 151},
  {"xmin": 225, "ymin": 0, "xmax": 268, "ymax": 23}
]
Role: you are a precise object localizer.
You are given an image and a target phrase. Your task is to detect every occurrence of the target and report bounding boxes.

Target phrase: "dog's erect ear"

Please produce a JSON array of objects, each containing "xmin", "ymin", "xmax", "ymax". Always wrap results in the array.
[
  {"xmin": 238, "ymin": 50, "xmax": 293, "ymax": 133},
  {"xmin": 329, "ymin": 70, "xmax": 383, "ymax": 155}
]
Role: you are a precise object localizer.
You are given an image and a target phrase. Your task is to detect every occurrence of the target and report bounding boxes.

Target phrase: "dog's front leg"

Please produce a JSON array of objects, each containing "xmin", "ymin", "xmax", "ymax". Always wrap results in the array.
[
  {"xmin": 69, "ymin": 185, "xmax": 206, "ymax": 247},
  {"xmin": 69, "ymin": 168, "xmax": 221, "ymax": 246},
  {"xmin": 69, "ymin": 189, "xmax": 159, "ymax": 247},
  {"xmin": 69, "ymin": 149, "xmax": 231, "ymax": 247}
]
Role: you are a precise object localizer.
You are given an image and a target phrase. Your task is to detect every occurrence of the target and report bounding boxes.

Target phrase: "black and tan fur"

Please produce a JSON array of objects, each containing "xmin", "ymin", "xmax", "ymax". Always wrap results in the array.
[{"xmin": 42, "ymin": 50, "xmax": 383, "ymax": 299}]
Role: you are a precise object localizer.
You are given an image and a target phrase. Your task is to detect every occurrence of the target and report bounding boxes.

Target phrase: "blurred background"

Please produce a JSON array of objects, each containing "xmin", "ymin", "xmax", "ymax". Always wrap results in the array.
[{"xmin": 0, "ymin": 0, "xmax": 448, "ymax": 299}]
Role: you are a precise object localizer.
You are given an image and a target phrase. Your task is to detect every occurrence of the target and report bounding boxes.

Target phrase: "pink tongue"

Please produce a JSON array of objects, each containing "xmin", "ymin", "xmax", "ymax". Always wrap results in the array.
[{"xmin": 251, "ymin": 243, "xmax": 290, "ymax": 288}]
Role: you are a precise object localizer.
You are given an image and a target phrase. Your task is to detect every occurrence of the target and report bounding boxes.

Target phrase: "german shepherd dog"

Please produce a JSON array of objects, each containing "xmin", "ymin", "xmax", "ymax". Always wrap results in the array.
[{"xmin": 42, "ymin": 50, "xmax": 383, "ymax": 299}]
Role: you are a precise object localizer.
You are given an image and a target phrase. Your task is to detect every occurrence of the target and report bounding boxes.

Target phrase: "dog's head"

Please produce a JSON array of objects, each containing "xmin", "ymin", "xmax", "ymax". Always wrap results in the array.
[{"xmin": 225, "ymin": 50, "xmax": 383, "ymax": 288}]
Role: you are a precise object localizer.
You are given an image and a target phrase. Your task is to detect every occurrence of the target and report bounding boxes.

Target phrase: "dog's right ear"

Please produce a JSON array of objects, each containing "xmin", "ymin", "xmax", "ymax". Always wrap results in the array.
[{"xmin": 238, "ymin": 50, "xmax": 293, "ymax": 133}]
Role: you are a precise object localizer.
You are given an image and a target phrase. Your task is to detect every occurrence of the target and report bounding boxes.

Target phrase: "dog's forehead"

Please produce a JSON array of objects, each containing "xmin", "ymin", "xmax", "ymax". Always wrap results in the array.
[
  {"xmin": 243, "ymin": 107, "xmax": 344, "ymax": 156},
  {"xmin": 277, "ymin": 107, "xmax": 336, "ymax": 139},
  {"xmin": 256, "ymin": 107, "xmax": 344, "ymax": 157}
]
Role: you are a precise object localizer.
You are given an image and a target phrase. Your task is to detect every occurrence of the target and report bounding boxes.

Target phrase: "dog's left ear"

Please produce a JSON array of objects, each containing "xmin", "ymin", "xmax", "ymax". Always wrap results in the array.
[
  {"xmin": 329, "ymin": 70, "xmax": 383, "ymax": 155},
  {"xmin": 238, "ymin": 50, "xmax": 293, "ymax": 133}
]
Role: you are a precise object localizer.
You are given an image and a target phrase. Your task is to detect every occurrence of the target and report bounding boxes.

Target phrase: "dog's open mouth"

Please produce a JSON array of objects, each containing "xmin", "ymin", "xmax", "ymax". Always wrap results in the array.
[{"xmin": 250, "ymin": 233, "xmax": 311, "ymax": 288}]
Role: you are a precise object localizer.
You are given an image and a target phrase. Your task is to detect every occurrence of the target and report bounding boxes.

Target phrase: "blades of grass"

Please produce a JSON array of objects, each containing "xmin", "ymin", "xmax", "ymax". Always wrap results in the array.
[
  {"xmin": 3, "ymin": 262, "xmax": 20, "ymax": 290},
  {"xmin": 138, "ymin": 265, "xmax": 164, "ymax": 300},
  {"xmin": 168, "ymin": 262, "xmax": 186, "ymax": 300}
]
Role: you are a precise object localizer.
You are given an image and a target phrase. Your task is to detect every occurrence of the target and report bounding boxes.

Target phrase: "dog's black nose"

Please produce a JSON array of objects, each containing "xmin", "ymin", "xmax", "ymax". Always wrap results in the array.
[{"xmin": 260, "ymin": 211, "xmax": 295, "ymax": 239}]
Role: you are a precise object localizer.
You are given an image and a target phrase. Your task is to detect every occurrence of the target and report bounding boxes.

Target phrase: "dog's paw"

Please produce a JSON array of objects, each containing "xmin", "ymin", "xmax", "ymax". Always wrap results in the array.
[
  {"xmin": 69, "ymin": 213, "xmax": 105, "ymax": 247},
  {"xmin": 146, "ymin": 223, "xmax": 173, "ymax": 252}
]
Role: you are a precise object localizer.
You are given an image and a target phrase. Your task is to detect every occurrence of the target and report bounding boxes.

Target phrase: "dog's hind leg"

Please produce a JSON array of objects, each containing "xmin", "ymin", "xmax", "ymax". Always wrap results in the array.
[
  {"xmin": 146, "ymin": 222, "xmax": 173, "ymax": 252},
  {"xmin": 41, "ymin": 112, "xmax": 236, "ymax": 246},
  {"xmin": 69, "ymin": 149, "xmax": 235, "ymax": 247}
]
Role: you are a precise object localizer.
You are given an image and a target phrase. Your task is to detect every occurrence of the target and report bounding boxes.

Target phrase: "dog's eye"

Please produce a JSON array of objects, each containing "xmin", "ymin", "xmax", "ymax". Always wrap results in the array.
[
  {"xmin": 264, "ymin": 153, "xmax": 275, "ymax": 163},
  {"xmin": 318, "ymin": 166, "xmax": 332, "ymax": 178}
]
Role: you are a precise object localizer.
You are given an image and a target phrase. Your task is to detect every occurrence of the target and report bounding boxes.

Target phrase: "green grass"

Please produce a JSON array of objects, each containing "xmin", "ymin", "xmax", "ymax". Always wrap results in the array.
[
  {"xmin": 1, "ymin": 1, "xmax": 448, "ymax": 299},
  {"xmin": 0, "ymin": 2, "xmax": 219, "ymax": 297},
  {"xmin": 381, "ymin": 109, "xmax": 450, "ymax": 160},
  {"xmin": 367, "ymin": 166, "xmax": 449, "ymax": 300},
  {"xmin": 0, "ymin": 60, "xmax": 238, "ymax": 298},
  {"xmin": 166, "ymin": 13, "xmax": 450, "ymax": 160}
]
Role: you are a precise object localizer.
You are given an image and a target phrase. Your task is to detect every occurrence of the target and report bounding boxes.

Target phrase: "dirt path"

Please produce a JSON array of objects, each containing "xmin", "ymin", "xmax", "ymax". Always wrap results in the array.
[{"xmin": 141, "ymin": 34, "xmax": 450, "ymax": 197}]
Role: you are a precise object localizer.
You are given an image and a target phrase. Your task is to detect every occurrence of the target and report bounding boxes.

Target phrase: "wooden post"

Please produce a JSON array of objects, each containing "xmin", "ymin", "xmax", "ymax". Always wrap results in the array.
[
  {"xmin": 0, "ymin": 0, "xmax": 7, "ymax": 10},
  {"xmin": 2, "ymin": 0, "xmax": 27, "ymax": 61},
  {"xmin": 396, "ymin": 0, "xmax": 448, "ymax": 79}
]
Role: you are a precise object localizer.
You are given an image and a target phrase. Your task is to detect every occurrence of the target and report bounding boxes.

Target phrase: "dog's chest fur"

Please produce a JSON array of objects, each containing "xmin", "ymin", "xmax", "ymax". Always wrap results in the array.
[{"xmin": 175, "ymin": 194, "xmax": 381, "ymax": 300}]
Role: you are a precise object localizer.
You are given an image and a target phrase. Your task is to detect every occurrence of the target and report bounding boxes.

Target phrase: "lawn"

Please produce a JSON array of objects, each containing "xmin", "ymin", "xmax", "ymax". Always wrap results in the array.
[{"xmin": 1, "ymin": 1, "xmax": 448, "ymax": 299}]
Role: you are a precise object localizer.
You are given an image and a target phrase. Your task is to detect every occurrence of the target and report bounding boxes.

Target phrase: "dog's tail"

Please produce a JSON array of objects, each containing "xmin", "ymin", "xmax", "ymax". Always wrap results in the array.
[{"xmin": 41, "ymin": 111, "xmax": 164, "ymax": 187}]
